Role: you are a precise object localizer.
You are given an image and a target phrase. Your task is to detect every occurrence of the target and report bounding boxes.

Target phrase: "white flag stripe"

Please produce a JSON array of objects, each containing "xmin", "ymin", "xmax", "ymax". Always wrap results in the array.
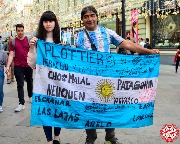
[{"xmin": 34, "ymin": 65, "xmax": 158, "ymax": 104}]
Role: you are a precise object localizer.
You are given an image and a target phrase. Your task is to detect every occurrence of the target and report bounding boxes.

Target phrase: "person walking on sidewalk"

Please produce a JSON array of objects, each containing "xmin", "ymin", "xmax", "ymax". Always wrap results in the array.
[
  {"xmin": 0, "ymin": 36, "xmax": 3, "ymax": 50},
  {"xmin": 144, "ymin": 38, "xmax": 152, "ymax": 49},
  {"xmin": 5, "ymin": 24, "xmax": 33, "ymax": 112},
  {"xmin": 138, "ymin": 38, "xmax": 145, "ymax": 47},
  {"xmin": 174, "ymin": 45, "xmax": 180, "ymax": 73},
  {"xmin": 27, "ymin": 11, "xmax": 61, "ymax": 144},
  {"xmin": 3, "ymin": 36, "xmax": 15, "ymax": 84},
  {"xmin": 76, "ymin": 6, "xmax": 160, "ymax": 144},
  {"xmin": 0, "ymin": 48, "xmax": 8, "ymax": 112}
]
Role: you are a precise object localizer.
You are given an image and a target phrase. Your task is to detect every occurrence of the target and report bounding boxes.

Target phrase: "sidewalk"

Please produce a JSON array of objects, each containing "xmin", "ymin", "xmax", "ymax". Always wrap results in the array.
[
  {"xmin": 160, "ymin": 50, "xmax": 177, "ymax": 55},
  {"xmin": 0, "ymin": 64, "xmax": 180, "ymax": 144},
  {"xmin": 110, "ymin": 49, "xmax": 177, "ymax": 55}
]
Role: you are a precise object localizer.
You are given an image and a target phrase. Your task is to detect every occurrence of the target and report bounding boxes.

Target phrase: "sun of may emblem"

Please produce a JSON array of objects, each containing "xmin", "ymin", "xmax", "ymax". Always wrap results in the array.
[{"xmin": 95, "ymin": 79, "xmax": 116, "ymax": 102}]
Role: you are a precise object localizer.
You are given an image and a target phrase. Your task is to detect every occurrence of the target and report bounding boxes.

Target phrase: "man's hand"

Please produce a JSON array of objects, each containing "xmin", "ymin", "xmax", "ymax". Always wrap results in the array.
[{"xmin": 151, "ymin": 49, "xmax": 160, "ymax": 54}]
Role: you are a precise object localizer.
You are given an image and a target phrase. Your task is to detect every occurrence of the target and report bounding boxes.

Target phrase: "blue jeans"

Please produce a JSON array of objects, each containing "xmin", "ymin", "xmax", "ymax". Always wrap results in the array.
[
  {"xmin": 0, "ymin": 68, "xmax": 5, "ymax": 106},
  {"xmin": 43, "ymin": 126, "xmax": 61, "ymax": 141}
]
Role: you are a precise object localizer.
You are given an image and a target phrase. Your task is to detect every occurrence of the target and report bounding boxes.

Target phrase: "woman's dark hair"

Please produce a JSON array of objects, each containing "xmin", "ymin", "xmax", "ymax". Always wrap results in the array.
[
  {"xmin": 81, "ymin": 6, "xmax": 98, "ymax": 20},
  {"xmin": 36, "ymin": 11, "xmax": 60, "ymax": 44}
]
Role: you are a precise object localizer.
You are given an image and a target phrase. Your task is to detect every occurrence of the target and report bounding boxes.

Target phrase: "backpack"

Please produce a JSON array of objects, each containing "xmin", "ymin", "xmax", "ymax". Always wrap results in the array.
[
  {"xmin": 144, "ymin": 43, "xmax": 152, "ymax": 49},
  {"xmin": 12, "ymin": 36, "xmax": 31, "ymax": 47}
]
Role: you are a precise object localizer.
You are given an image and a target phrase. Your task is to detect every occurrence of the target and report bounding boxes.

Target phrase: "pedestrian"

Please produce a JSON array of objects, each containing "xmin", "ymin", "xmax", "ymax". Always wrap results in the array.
[
  {"xmin": 3, "ymin": 37, "xmax": 9, "ymax": 51},
  {"xmin": 0, "ymin": 36, "xmax": 3, "ymax": 50},
  {"xmin": 5, "ymin": 24, "xmax": 33, "ymax": 112},
  {"xmin": 3, "ymin": 36, "xmax": 15, "ymax": 84},
  {"xmin": 174, "ymin": 45, "xmax": 180, "ymax": 73},
  {"xmin": 0, "ymin": 49, "xmax": 8, "ymax": 112},
  {"xmin": 76, "ymin": 6, "xmax": 160, "ymax": 144},
  {"xmin": 27, "ymin": 11, "xmax": 61, "ymax": 144},
  {"xmin": 144, "ymin": 38, "xmax": 152, "ymax": 49},
  {"xmin": 66, "ymin": 28, "xmax": 72, "ymax": 45},
  {"xmin": 138, "ymin": 38, "xmax": 145, "ymax": 47},
  {"xmin": 74, "ymin": 30, "xmax": 79, "ymax": 46},
  {"xmin": 62, "ymin": 30, "xmax": 67, "ymax": 45}
]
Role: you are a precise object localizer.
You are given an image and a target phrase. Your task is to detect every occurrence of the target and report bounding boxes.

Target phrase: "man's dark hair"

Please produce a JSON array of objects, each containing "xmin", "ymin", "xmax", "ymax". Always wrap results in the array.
[
  {"xmin": 81, "ymin": 6, "xmax": 98, "ymax": 20},
  {"xmin": 146, "ymin": 38, "xmax": 149, "ymax": 43},
  {"xmin": 16, "ymin": 24, "xmax": 24, "ymax": 31},
  {"xmin": 144, "ymin": 38, "xmax": 151, "ymax": 49}
]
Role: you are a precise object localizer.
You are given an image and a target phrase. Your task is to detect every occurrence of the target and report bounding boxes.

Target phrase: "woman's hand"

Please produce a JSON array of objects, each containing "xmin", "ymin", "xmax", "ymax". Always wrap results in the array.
[
  {"xmin": 29, "ymin": 37, "xmax": 38, "ymax": 49},
  {"xmin": 29, "ymin": 37, "xmax": 38, "ymax": 53}
]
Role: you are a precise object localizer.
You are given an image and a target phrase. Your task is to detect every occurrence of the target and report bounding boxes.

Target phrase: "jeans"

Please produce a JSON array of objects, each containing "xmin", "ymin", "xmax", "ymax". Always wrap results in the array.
[
  {"xmin": 0, "ymin": 68, "xmax": 5, "ymax": 106},
  {"xmin": 14, "ymin": 66, "xmax": 33, "ymax": 105},
  {"xmin": 43, "ymin": 126, "xmax": 61, "ymax": 141},
  {"xmin": 86, "ymin": 128, "xmax": 115, "ymax": 141}
]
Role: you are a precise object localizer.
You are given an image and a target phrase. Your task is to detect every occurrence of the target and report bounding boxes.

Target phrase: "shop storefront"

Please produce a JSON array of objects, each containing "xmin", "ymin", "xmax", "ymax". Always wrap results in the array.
[
  {"xmin": 152, "ymin": 13, "xmax": 180, "ymax": 49},
  {"xmin": 99, "ymin": 18, "xmax": 116, "ymax": 31}
]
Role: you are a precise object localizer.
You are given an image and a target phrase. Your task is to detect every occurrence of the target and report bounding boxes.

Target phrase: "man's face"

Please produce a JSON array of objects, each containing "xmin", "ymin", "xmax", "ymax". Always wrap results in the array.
[
  {"xmin": 82, "ymin": 10, "xmax": 98, "ymax": 31},
  {"xmin": 16, "ymin": 27, "xmax": 24, "ymax": 38}
]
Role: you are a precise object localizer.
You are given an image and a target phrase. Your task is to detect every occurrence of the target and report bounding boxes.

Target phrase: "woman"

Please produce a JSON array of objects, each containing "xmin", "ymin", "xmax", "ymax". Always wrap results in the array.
[
  {"xmin": 174, "ymin": 45, "xmax": 180, "ymax": 73},
  {"xmin": 27, "ymin": 11, "xmax": 61, "ymax": 144},
  {"xmin": 0, "ymin": 49, "xmax": 8, "ymax": 112}
]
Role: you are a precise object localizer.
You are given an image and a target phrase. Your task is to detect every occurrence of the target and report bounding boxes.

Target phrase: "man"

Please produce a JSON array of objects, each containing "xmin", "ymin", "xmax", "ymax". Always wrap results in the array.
[
  {"xmin": 138, "ymin": 38, "xmax": 145, "ymax": 47},
  {"xmin": 144, "ymin": 38, "xmax": 152, "ymax": 49},
  {"xmin": 76, "ymin": 6, "xmax": 159, "ymax": 144},
  {"xmin": 3, "ymin": 36, "xmax": 15, "ymax": 84},
  {"xmin": 174, "ymin": 45, "xmax": 180, "ymax": 73},
  {"xmin": 5, "ymin": 24, "xmax": 33, "ymax": 112}
]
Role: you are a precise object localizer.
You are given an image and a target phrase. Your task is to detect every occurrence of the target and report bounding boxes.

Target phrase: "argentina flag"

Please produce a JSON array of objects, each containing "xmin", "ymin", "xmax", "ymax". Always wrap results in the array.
[{"xmin": 30, "ymin": 40, "xmax": 160, "ymax": 129}]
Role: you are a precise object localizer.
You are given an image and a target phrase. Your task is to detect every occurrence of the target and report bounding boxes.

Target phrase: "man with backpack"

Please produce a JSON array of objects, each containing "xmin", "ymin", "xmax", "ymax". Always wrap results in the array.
[
  {"xmin": 144, "ymin": 38, "xmax": 152, "ymax": 49},
  {"xmin": 5, "ymin": 24, "xmax": 33, "ymax": 112}
]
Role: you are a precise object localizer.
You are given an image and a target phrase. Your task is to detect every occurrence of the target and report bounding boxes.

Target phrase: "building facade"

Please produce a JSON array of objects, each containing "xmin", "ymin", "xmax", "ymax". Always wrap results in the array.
[{"xmin": 0, "ymin": 0, "xmax": 179, "ymax": 48}]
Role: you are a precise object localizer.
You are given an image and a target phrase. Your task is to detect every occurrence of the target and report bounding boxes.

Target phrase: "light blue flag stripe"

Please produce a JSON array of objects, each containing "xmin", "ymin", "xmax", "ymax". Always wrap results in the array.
[
  {"xmin": 36, "ymin": 40, "xmax": 160, "ymax": 78},
  {"xmin": 30, "ymin": 40, "xmax": 159, "ymax": 129},
  {"xmin": 31, "ymin": 94, "xmax": 154, "ymax": 128}
]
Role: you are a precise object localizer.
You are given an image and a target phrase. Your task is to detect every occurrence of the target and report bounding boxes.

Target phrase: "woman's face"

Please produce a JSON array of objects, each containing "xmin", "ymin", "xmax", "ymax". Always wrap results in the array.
[{"xmin": 43, "ymin": 20, "xmax": 55, "ymax": 32}]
